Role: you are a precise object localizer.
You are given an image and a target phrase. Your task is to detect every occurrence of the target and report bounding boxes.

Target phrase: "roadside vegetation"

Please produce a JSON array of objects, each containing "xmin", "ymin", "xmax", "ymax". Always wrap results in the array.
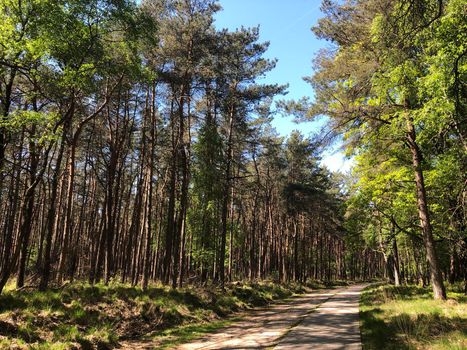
[
  {"xmin": 0, "ymin": 280, "xmax": 345, "ymax": 349},
  {"xmin": 360, "ymin": 284, "xmax": 467, "ymax": 350}
]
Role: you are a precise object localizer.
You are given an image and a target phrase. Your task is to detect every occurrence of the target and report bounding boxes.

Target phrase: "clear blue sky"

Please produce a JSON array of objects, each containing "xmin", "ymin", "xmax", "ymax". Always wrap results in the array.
[{"xmin": 214, "ymin": 0, "xmax": 351, "ymax": 172}]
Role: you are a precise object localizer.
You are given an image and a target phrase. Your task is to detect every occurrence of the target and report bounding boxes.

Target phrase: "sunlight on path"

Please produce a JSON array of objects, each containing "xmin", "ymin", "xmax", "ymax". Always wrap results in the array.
[
  {"xmin": 275, "ymin": 284, "xmax": 366, "ymax": 350},
  {"xmin": 172, "ymin": 284, "xmax": 367, "ymax": 350},
  {"xmin": 174, "ymin": 289, "xmax": 340, "ymax": 349}
]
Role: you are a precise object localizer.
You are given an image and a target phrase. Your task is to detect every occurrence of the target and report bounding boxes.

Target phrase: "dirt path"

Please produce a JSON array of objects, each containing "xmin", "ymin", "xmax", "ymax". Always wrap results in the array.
[
  {"xmin": 275, "ymin": 284, "xmax": 365, "ymax": 349},
  {"xmin": 173, "ymin": 284, "xmax": 367, "ymax": 350}
]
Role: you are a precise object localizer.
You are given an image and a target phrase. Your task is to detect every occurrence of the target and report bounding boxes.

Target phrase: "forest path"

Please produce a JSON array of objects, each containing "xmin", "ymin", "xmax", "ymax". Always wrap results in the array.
[{"xmin": 172, "ymin": 283, "xmax": 367, "ymax": 350}]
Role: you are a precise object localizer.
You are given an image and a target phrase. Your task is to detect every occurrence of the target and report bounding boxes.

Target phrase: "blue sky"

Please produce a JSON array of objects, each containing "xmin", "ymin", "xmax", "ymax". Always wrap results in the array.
[{"xmin": 214, "ymin": 0, "xmax": 352, "ymax": 172}]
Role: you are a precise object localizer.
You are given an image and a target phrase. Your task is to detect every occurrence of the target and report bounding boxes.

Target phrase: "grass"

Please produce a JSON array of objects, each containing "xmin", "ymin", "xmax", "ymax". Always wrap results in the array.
[
  {"xmin": 146, "ymin": 316, "xmax": 241, "ymax": 349},
  {"xmin": 0, "ymin": 279, "xmax": 340, "ymax": 349},
  {"xmin": 360, "ymin": 283, "xmax": 467, "ymax": 350}
]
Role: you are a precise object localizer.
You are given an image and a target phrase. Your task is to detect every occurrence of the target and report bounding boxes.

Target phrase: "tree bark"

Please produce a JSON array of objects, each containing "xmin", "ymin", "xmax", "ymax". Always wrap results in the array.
[
  {"xmin": 220, "ymin": 105, "xmax": 235, "ymax": 289},
  {"xmin": 17, "ymin": 125, "xmax": 39, "ymax": 288},
  {"xmin": 39, "ymin": 129, "xmax": 67, "ymax": 291},
  {"xmin": 406, "ymin": 118, "xmax": 446, "ymax": 300}
]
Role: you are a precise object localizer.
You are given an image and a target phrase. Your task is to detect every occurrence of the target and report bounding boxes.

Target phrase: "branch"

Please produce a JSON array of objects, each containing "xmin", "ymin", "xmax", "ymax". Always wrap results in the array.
[{"xmin": 73, "ymin": 75, "xmax": 124, "ymax": 142}]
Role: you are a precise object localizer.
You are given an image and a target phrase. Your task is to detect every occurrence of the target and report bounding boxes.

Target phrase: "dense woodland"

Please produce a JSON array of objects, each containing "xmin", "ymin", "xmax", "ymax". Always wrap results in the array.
[{"xmin": 0, "ymin": 0, "xmax": 465, "ymax": 301}]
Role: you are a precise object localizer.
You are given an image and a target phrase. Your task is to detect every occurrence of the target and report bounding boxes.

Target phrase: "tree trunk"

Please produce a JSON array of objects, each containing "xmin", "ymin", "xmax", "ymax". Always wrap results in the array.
[
  {"xmin": 392, "ymin": 236, "xmax": 401, "ymax": 287},
  {"xmin": 57, "ymin": 142, "xmax": 76, "ymax": 282},
  {"xmin": 39, "ymin": 133, "xmax": 67, "ymax": 290},
  {"xmin": 406, "ymin": 118, "xmax": 446, "ymax": 300},
  {"xmin": 17, "ymin": 128, "xmax": 39, "ymax": 288},
  {"xmin": 220, "ymin": 105, "xmax": 235, "ymax": 289},
  {"xmin": 142, "ymin": 85, "xmax": 156, "ymax": 290},
  {"xmin": 0, "ymin": 139, "xmax": 23, "ymax": 292}
]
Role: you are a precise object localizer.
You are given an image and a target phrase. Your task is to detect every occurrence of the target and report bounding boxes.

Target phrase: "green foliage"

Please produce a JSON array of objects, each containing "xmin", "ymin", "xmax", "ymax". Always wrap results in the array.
[
  {"xmin": 1, "ymin": 110, "xmax": 61, "ymax": 144},
  {"xmin": 0, "ymin": 0, "xmax": 50, "ymax": 62},
  {"xmin": 312, "ymin": 0, "xmax": 466, "ymax": 289},
  {"xmin": 188, "ymin": 117, "xmax": 224, "ymax": 269}
]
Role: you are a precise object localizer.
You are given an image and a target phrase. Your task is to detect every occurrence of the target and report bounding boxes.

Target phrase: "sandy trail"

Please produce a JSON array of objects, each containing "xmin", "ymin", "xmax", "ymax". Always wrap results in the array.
[{"xmin": 173, "ymin": 284, "xmax": 366, "ymax": 350}]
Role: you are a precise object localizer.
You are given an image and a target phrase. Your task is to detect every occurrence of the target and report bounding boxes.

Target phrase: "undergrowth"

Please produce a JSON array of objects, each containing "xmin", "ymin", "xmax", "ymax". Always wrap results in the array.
[
  {"xmin": 0, "ymin": 279, "xmax": 342, "ymax": 349},
  {"xmin": 360, "ymin": 283, "xmax": 467, "ymax": 350}
]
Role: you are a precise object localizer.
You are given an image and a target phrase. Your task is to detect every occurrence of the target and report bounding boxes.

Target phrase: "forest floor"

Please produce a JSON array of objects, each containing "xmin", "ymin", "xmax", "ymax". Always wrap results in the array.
[
  {"xmin": 0, "ymin": 279, "xmax": 348, "ymax": 349},
  {"xmin": 360, "ymin": 283, "xmax": 467, "ymax": 350},
  {"xmin": 4, "ymin": 281, "xmax": 463, "ymax": 350}
]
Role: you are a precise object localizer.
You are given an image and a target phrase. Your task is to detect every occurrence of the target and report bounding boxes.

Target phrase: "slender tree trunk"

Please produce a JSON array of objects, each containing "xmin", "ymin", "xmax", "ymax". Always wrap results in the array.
[
  {"xmin": 57, "ymin": 141, "xmax": 76, "ymax": 282},
  {"xmin": 220, "ymin": 106, "xmax": 235, "ymax": 289},
  {"xmin": 406, "ymin": 118, "xmax": 446, "ymax": 300},
  {"xmin": 39, "ymin": 131, "xmax": 67, "ymax": 290},
  {"xmin": 17, "ymin": 128, "xmax": 39, "ymax": 288},
  {"xmin": 0, "ymin": 138, "xmax": 23, "ymax": 292},
  {"xmin": 164, "ymin": 98, "xmax": 177, "ymax": 285},
  {"xmin": 143, "ymin": 85, "xmax": 156, "ymax": 290},
  {"xmin": 393, "ymin": 237, "xmax": 401, "ymax": 286},
  {"xmin": 228, "ymin": 186, "xmax": 235, "ymax": 281},
  {"xmin": 0, "ymin": 68, "xmax": 16, "ymax": 172}
]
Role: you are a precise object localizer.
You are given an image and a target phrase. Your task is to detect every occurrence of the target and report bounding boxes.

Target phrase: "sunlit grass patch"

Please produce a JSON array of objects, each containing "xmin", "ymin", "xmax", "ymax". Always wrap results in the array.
[
  {"xmin": 360, "ymin": 283, "xmax": 467, "ymax": 350},
  {"xmin": 147, "ymin": 317, "xmax": 239, "ymax": 349}
]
